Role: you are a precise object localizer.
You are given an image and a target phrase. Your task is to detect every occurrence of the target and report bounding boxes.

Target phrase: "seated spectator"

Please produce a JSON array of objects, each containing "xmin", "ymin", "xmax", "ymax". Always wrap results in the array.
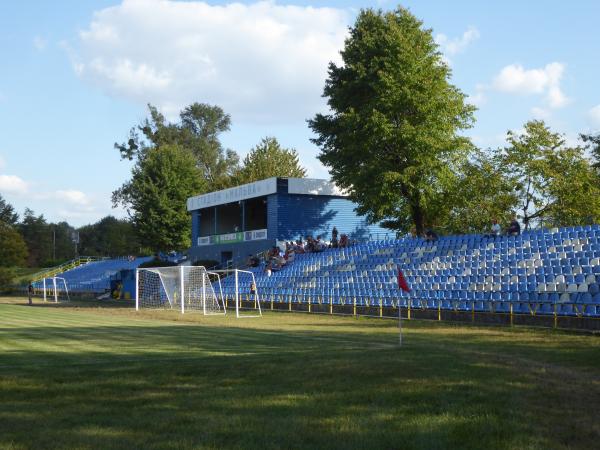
[
  {"xmin": 285, "ymin": 249, "xmax": 295, "ymax": 263},
  {"xmin": 314, "ymin": 237, "xmax": 325, "ymax": 252},
  {"xmin": 306, "ymin": 236, "xmax": 316, "ymax": 253},
  {"xmin": 247, "ymin": 254, "xmax": 260, "ymax": 267},
  {"xmin": 507, "ymin": 216, "xmax": 521, "ymax": 236},
  {"xmin": 424, "ymin": 229, "xmax": 438, "ymax": 242},
  {"xmin": 294, "ymin": 240, "xmax": 305, "ymax": 254},
  {"xmin": 265, "ymin": 263, "xmax": 272, "ymax": 277},
  {"xmin": 339, "ymin": 234, "xmax": 349, "ymax": 248},
  {"xmin": 485, "ymin": 219, "xmax": 502, "ymax": 238}
]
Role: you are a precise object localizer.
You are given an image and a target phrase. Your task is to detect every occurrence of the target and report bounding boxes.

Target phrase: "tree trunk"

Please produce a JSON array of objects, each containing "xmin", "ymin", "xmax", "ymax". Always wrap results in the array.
[{"xmin": 411, "ymin": 199, "xmax": 425, "ymax": 237}]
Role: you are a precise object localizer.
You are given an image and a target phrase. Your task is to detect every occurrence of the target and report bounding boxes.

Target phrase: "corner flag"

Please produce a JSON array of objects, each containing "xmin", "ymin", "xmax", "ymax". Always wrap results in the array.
[{"xmin": 397, "ymin": 268, "xmax": 411, "ymax": 293}]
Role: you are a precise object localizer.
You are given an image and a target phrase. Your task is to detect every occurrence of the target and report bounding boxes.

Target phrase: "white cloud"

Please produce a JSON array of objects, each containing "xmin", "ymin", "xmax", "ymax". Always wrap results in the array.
[
  {"xmin": 33, "ymin": 36, "xmax": 47, "ymax": 51},
  {"xmin": 0, "ymin": 175, "xmax": 29, "ymax": 194},
  {"xmin": 492, "ymin": 62, "xmax": 570, "ymax": 109},
  {"xmin": 72, "ymin": 0, "xmax": 349, "ymax": 123},
  {"xmin": 588, "ymin": 104, "xmax": 600, "ymax": 129},
  {"xmin": 435, "ymin": 26, "xmax": 480, "ymax": 58},
  {"xmin": 55, "ymin": 190, "xmax": 92, "ymax": 206}
]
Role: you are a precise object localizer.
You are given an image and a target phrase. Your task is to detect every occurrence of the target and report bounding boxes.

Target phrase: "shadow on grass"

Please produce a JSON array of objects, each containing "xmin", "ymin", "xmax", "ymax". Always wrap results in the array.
[{"xmin": 1, "ymin": 319, "xmax": 599, "ymax": 450}]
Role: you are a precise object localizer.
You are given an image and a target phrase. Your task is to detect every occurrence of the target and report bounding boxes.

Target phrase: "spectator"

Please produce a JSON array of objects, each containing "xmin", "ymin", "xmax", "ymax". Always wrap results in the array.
[
  {"xmin": 331, "ymin": 227, "xmax": 339, "ymax": 248},
  {"xmin": 27, "ymin": 282, "xmax": 34, "ymax": 306},
  {"xmin": 424, "ymin": 229, "xmax": 438, "ymax": 242},
  {"xmin": 306, "ymin": 236, "xmax": 316, "ymax": 253},
  {"xmin": 250, "ymin": 281, "xmax": 257, "ymax": 298},
  {"xmin": 485, "ymin": 219, "xmax": 502, "ymax": 238},
  {"xmin": 265, "ymin": 263, "xmax": 272, "ymax": 277},
  {"xmin": 339, "ymin": 234, "xmax": 349, "ymax": 248},
  {"xmin": 507, "ymin": 216, "xmax": 521, "ymax": 236},
  {"xmin": 247, "ymin": 254, "xmax": 260, "ymax": 268},
  {"xmin": 285, "ymin": 248, "xmax": 295, "ymax": 264},
  {"xmin": 294, "ymin": 240, "xmax": 305, "ymax": 254}
]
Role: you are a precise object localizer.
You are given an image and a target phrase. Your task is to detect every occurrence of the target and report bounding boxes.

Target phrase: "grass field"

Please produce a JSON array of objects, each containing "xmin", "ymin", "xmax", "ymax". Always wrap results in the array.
[{"xmin": 0, "ymin": 297, "xmax": 599, "ymax": 450}]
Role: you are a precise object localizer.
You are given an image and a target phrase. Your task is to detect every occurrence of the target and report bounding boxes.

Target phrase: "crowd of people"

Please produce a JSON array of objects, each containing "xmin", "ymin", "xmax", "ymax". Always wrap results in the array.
[
  {"xmin": 246, "ymin": 226, "xmax": 354, "ymax": 276},
  {"xmin": 247, "ymin": 217, "xmax": 525, "ymax": 277}
]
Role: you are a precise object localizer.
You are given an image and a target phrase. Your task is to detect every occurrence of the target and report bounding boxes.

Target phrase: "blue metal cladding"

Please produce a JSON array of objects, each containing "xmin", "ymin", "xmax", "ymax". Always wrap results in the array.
[
  {"xmin": 187, "ymin": 239, "xmax": 276, "ymax": 264},
  {"xmin": 191, "ymin": 211, "xmax": 200, "ymax": 245},
  {"xmin": 275, "ymin": 194, "xmax": 393, "ymax": 241},
  {"xmin": 266, "ymin": 194, "xmax": 278, "ymax": 240}
]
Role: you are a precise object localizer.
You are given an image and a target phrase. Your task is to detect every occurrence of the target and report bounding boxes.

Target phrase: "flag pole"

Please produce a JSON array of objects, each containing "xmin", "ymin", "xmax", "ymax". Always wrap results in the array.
[
  {"xmin": 397, "ymin": 266, "xmax": 410, "ymax": 348},
  {"xmin": 398, "ymin": 295, "xmax": 402, "ymax": 347}
]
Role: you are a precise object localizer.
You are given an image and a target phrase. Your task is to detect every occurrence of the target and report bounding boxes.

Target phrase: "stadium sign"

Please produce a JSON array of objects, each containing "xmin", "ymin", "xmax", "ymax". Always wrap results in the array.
[
  {"xmin": 187, "ymin": 178, "xmax": 278, "ymax": 211},
  {"xmin": 197, "ymin": 229, "xmax": 268, "ymax": 246}
]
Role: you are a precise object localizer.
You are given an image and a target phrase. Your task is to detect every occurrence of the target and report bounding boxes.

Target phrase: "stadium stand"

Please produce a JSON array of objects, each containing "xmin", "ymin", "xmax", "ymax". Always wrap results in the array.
[
  {"xmin": 220, "ymin": 225, "xmax": 600, "ymax": 317},
  {"xmin": 33, "ymin": 256, "xmax": 153, "ymax": 293}
]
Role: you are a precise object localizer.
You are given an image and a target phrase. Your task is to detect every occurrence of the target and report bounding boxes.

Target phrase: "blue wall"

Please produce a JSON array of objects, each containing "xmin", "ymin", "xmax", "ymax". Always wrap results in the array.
[
  {"xmin": 187, "ymin": 239, "xmax": 276, "ymax": 265},
  {"xmin": 275, "ymin": 194, "xmax": 393, "ymax": 241}
]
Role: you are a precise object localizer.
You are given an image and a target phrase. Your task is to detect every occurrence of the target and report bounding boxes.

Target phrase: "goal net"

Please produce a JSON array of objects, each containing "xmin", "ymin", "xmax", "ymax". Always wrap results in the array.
[
  {"xmin": 231, "ymin": 269, "xmax": 262, "ymax": 318},
  {"xmin": 41, "ymin": 277, "xmax": 70, "ymax": 303},
  {"xmin": 136, "ymin": 266, "xmax": 225, "ymax": 315}
]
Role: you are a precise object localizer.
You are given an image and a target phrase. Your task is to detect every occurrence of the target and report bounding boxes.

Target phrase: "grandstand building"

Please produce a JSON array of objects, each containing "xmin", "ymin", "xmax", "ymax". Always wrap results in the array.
[{"xmin": 186, "ymin": 177, "xmax": 393, "ymax": 264}]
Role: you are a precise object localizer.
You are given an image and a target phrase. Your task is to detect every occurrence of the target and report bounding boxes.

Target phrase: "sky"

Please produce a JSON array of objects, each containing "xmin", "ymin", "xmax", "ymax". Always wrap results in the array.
[{"xmin": 1, "ymin": 0, "xmax": 599, "ymax": 227}]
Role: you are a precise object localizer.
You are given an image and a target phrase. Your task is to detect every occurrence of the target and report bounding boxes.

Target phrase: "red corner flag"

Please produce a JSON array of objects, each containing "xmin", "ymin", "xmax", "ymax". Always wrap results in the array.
[{"xmin": 397, "ymin": 268, "xmax": 411, "ymax": 293}]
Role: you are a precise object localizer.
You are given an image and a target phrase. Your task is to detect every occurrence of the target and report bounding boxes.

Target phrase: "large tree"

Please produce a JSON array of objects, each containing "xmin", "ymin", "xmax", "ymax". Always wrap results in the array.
[
  {"xmin": 115, "ymin": 103, "xmax": 239, "ymax": 191},
  {"xmin": 113, "ymin": 144, "xmax": 205, "ymax": 252},
  {"xmin": 234, "ymin": 137, "xmax": 307, "ymax": 184},
  {"xmin": 500, "ymin": 120, "xmax": 600, "ymax": 228},
  {"xmin": 309, "ymin": 7, "xmax": 475, "ymax": 236}
]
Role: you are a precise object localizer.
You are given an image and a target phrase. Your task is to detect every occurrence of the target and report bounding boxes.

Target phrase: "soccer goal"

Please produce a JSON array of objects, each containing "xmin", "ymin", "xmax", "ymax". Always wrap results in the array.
[
  {"xmin": 42, "ymin": 277, "xmax": 70, "ymax": 303},
  {"xmin": 136, "ymin": 266, "xmax": 226, "ymax": 315},
  {"xmin": 231, "ymin": 269, "xmax": 262, "ymax": 318}
]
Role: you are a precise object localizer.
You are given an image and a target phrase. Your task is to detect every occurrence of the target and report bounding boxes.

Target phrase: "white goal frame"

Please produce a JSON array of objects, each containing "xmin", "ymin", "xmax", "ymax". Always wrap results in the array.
[
  {"xmin": 233, "ymin": 269, "xmax": 262, "ymax": 319},
  {"xmin": 135, "ymin": 266, "xmax": 226, "ymax": 315},
  {"xmin": 42, "ymin": 277, "xmax": 70, "ymax": 303}
]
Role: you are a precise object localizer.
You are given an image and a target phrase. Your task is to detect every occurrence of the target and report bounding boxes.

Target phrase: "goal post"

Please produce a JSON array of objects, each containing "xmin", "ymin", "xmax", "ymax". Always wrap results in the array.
[
  {"xmin": 41, "ymin": 277, "xmax": 70, "ymax": 303},
  {"xmin": 136, "ymin": 265, "xmax": 226, "ymax": 315},
  {"xmin": 233, "ymin": 269, "xmax": 262, "ymax": 319}
]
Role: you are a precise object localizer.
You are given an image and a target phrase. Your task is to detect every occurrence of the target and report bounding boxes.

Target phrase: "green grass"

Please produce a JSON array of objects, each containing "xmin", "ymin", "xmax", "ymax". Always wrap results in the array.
[{"xmin": 0, "ymin": 297, "xmax": 599, "ymax": 450}]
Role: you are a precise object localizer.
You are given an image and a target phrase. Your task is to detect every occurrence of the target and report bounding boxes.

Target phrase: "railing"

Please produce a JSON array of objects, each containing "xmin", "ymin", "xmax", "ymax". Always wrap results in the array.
[
  {"xmin": 29, "ymin": 256, "xmax": 107, "ymax": 282},
  {"xmin": 221, "ymin": 291, "xmax": 600, "ymax": 330}
]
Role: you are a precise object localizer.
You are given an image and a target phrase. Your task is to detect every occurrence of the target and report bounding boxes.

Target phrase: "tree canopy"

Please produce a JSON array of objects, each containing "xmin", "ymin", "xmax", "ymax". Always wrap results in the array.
[
  {"xmin": 0, "ymin": 195, "xmax": 18, "ymax": 225},
  {"xmin": 234, "ymin": 137, "xmax": 307, "ymax": 185},
  {"xmin": 497, "ymin": 121, "xmax": 600, "ymax": 228},
  {"xmin": 113, "ymin": 144, "xmax": 205, "ymax": 252},
  {"xmin": 309, "ymin": 7, "xmax": 475, "ymax": 236},
  {"xmin": 115, "ymin": 103, "xmax": 239, "ymax": 192},
  {"xmin": 78, "ymin": 216, "xmax": 142, "ymax": 257}
]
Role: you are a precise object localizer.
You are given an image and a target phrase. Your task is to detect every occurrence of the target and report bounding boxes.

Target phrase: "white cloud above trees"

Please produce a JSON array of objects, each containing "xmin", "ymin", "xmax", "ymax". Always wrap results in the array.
[
  {"xmin": 492, "ymin": 62, "xmax": 570, "ymax": 109},
  {"xmin": 71, "ymin": 0, "xmax": 349, "ymax": 123}
]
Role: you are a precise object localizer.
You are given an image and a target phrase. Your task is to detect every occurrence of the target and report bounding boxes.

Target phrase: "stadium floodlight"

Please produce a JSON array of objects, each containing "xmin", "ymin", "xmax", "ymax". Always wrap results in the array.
[
  {"xmin": 42, "ymin": 277, "xmax": 70, "ymax": 303},
  {"xmin": 232, "ymin": 269, "xmax": 262, "ymax": 319},
  {"xmin": 135, "ymin": 266, "xmax": 225, "ymax": 315}
]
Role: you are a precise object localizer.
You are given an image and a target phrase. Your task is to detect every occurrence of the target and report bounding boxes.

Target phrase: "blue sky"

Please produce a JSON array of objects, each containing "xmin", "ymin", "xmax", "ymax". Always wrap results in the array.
[{"xmin": 1, "ymin": 0, "xmax": 599, "ymax": 226}]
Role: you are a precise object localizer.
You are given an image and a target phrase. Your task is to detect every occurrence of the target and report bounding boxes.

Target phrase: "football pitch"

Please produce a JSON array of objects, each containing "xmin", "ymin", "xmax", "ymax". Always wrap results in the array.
[{"xmin": 0, "ymin": 298, "xmax": 599, "ymax": 449}]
